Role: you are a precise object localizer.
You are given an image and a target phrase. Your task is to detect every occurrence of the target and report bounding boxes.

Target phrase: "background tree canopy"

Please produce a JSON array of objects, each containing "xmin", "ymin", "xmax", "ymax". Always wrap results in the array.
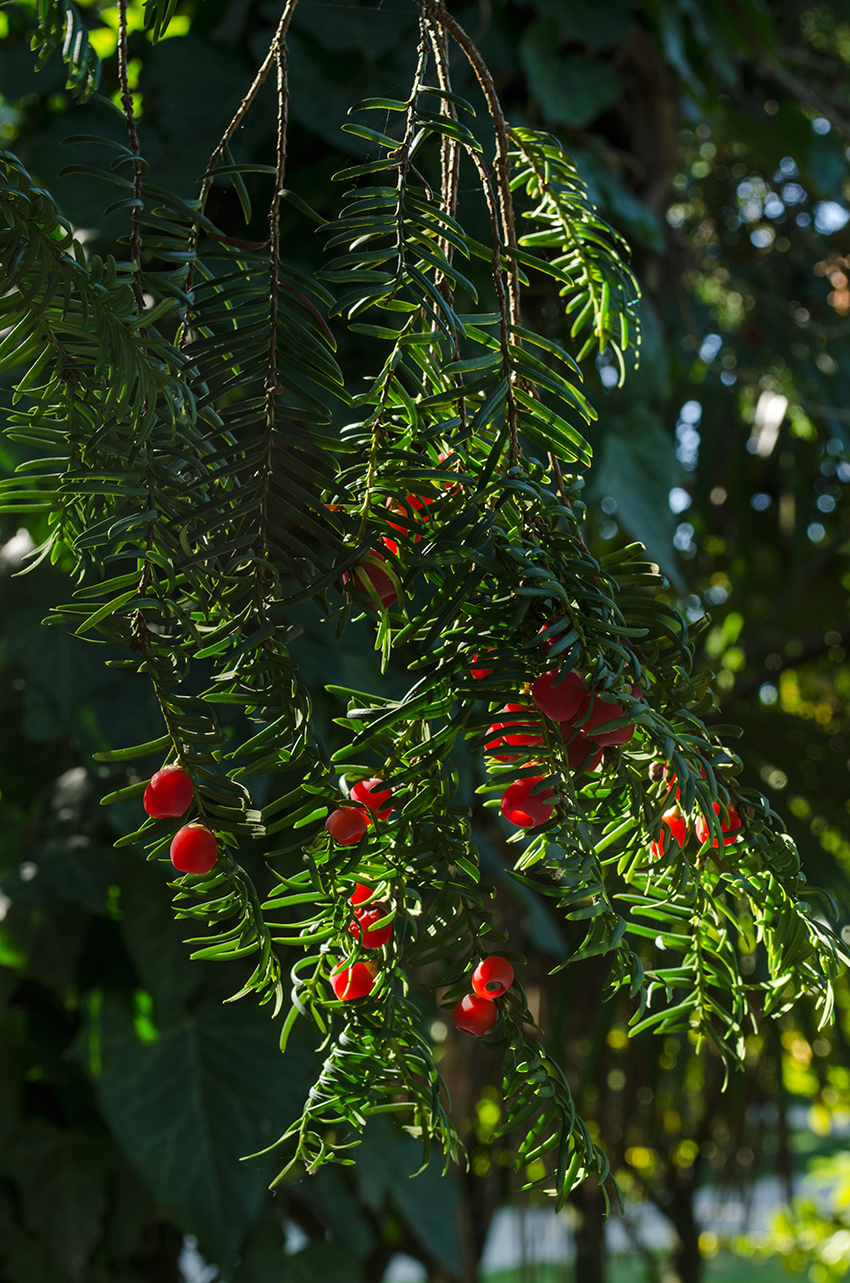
[{"xmin": 1, "ymin": 2, "xmax": 850, "ymax": 1282}]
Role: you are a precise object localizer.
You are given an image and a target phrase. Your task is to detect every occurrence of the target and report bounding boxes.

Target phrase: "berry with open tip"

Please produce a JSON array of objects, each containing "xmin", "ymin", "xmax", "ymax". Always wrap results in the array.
[
  {"xmin": 695, "ymin": 802, "xmax": 742, "ymax": 847},
  {"xmin": 471, "ymin": 956, "xmax": 514, "ymax": 999},
  {"xmin": 349, "ymin": 777, "xmax": 393, "ymax": 821},
  {"xmin": 331, "ymin": 960, "xmax": 377, "ymax": 1001},
  {"xmin": 349, "ymin": 883, "xmax": 393, "ymax": 948},
  {"xmin": 325, "ymin": 807, "xmax": 368, "ymax": 846},
  {"xmin": 144, "ymin": 764, "xmax": 194, "ymax": 818},
  {"xmin": 453, "ymin": 993, "xmax": 498, "ymax": 1036},
  {"xmin": 650, "ymin": 808, "xmax": 688, "ymax": 860},
  {"xmin": 170, "ymin": 823, "xmax": 218, "ymax": 875},
  {"xmin": 500, "ymin": 776, "xmax": 555, "ymax": 828},
  {"xmin": 531, "ymin": 668, "xmax": 585, "ymax": 721}
]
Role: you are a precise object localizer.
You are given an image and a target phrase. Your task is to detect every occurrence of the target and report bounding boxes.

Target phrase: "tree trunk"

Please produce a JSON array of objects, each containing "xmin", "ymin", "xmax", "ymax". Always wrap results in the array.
[
  {"xmin": 668, "ymin": 1181, "xmax": 702, "ymax": 1283},
  {"xmin": 572, "ymin": 1182, "xmax": 607, "ymax": 1282}
]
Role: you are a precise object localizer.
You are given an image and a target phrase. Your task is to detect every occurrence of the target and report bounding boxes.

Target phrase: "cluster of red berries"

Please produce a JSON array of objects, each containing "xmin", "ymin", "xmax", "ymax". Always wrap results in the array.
[
  {"xmin": 143, "ymin": 764, "xmax": 218, "ymax": 875},
  {"xmin": 453, "ymin": 955, "xmax": 515, "ymax": 1037},
  {"xmin": 651, "ymin": 764, "xmax": 743, "ymax": 858},
  {"xmin": 478, "ymin": 653, "xmax": 642, "ymax": 830},
  {"xmin": 324, "ymin": 778, "xmax": 394, "ymax": 846},
  {"xmin": 330, "ymin": 882, "xmax": 394, "ymax": 1002}
]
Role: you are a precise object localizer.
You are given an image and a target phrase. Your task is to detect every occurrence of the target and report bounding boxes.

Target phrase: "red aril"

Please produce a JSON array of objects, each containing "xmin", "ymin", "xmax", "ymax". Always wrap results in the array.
[
  {"xmin": 437, "ymin": 450, "xmax": 461, "ymax": 492},
  {"xmin": 662, "ymin": 761, "xmax": 707, "ymax": 801},
  {"xmin": 349, "ymin": 883, "xmax": 393, "ymax": 948},
  {"xmin": 144, "ymin": 764, "xmax": 194, "ymax": 818},
  {"xmin": 453, "ymin": 993, "xmax": 498, "ymax": 1036},
  {"xmin": 695, "ymin": 802, "xmax": 742, "ymax": 847},
  {"xmin": 384, "ymin": 493, "xmax": 434, "ymax": 551},
  {"xmin": 471, "ymin": 652, "xmax": 494, "ymax": 679},
  {"xmin": 471, "ymin": 956, "xmax": 514, "ymax": 999},
  {"xmin": 331, "ymin": 960, "xmax": 377, "ymax": 1001},
  {"xmin": 537, "ymin": 623, "xmax": 560, "ymax": 654},
  {"xmin": 531, "ymin": 668, "xmax": 585, "ymax": 721},
  {"xmin": 660, "ymin": 763, "xmax": 681, "ymax": 800},
  {"xmin": 343, "ymin": 552, "xmax": 397, "ymax": 609},
  {"xmin": 485, "ymin": 705, "xmax": 543, "ymax": 762},
  {"xmin": 350, "ymin": 906, "xmax": 393, "ymax": 949},
  {"xmin": 580, "ymin": 693, "xmax": 634, "ymax": 747},
  {"xmin": 350, "ymin": 777, "xmax": 393, "ymax": 821},
  {"xmin": 170, "ymin": 823, "xmax": 218, "ymax": 875},
  {"xmin": 650, "ymin": 808, "xmax": 688, "ymax": 860},
  {"xmin": 562, "ymin": 729, "xmax": 604, "ymax": 774},
  {"xmin": 500, "ymin": 776, "xmax": 555, "ymax": 828},
  {"xmin": 325, "ymin": 807, "xmax": 368, "ymax": 845}
]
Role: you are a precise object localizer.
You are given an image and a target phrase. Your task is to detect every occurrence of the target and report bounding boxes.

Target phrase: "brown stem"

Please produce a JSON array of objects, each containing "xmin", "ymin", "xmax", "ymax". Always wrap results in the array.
[
  {"xmin": 423, "ymin": 0, "xmax": 521, "ymax": 325},
  {"xmin": 179, "ymin": 0, "xmax": 300, "ymax": 339},
  {"xmin": 116, "ymin": 0, "xmax": 145, "ymax": 316},
  {"xmin": 422, "ymin": 12, "xmax": 468, "ymax": 436},
  {"xmin": 200, "ymin": 0, "xmax": 299, "ymax": 212},
  {"xmin": 467, "ymin": 147, "xmax": 520, "ymax": 465},
  {"xmin": 422, "ymin": 17, "xmax": 460, "ymax": 299}
]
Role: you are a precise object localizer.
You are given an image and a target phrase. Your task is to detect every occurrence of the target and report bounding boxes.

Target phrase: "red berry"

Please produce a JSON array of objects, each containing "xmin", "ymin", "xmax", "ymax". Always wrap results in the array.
[
  {"xmin": 349, "ymin": 777, "xmax": 393, "ymax": 821},
  {"xmin": 143, "ymin": 764, "xmax": 194, "ymax": 818},
  {"xmin": 561, "ymin": 729, "xmax": 604, "ymax": 774},
  {"xmin": 437, "ymin": 449, "xmax": 460, "ymax": 488},
  {"xmin": 471, "ymin": 956, "xmax": 514, "ymax": 999},
  {"xmin": 344, "ymin": 552, "xmax": 397, "ymax": 609},
  {"xmin": 170, "ymin": 823, "xmax": 218, "ymax": 875},
  {"xmin": 453, "ymin": 993, "xmax": 499, "ymax": 1036},
  {"xmin": 537, "ymin": 623, "xmax": 559, "ymax": 653},
  {"xmin": 500, "ymin": 776, "xmax": 555, "ymax": 828},
  {"xmin": 349, "ymin": 883, "xmax": 393, "ymax": 948},
  {"xmin": 331, "ymin": 960, "xmax": 377, "ymax": 1001},
  {"xmin": 471, "ymin": 652, "xmax": 494, "ymax": 679},
  {"xmin": 388, "ymin": 492, "xmax": 434, "ymax": 529},
  {"xmin": 695, "ymin": 802, "xmax": 742, "ymax": 847},
  {"xmin": 325, "ymin": 807, "xmax": 368, "ymax": 845},
  {"xmin": 660, "ymin": 764, "xmax": 681, "ymax": 800},
  {"xmin": 383, "ymin": 493, "xmax": 434, "ymax": 554},
  {"xmin": 650, "ymin": 808, "xmax": 688, "ymax": 860},
  {"xmin": 350, "ymin": 907, "xmax": 393, "ymax": 949},
  {"xmin": 531, "ymin": 668, "xmax": 585, "ymax": 721},
  {"xmin": 350, "ymin": 882, "xmax": 374, "ymax": 909},
  {"xmin": 485, "ymin": 705, "xmax": 543, "ymax": 762},
  {"xmin": 661, "ymin": 762, "xmax": 707, "ymax": 801},
  {"xmin": 580, "ymin": 693, "xmax": 634, "ymax": 747}
]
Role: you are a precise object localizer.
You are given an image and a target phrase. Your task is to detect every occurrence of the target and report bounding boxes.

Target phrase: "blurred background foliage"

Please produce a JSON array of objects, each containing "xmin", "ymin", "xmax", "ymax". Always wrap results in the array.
[{"xmin": 1, "ymin": 0, "xmax": 850, "ymax": 1280}]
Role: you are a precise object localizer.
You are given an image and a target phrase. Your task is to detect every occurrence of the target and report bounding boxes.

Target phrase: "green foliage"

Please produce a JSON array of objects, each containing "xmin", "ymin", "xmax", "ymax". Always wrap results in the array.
[
  {"xmin": 28, "ymin": 0, "xmax": 101, "ymax": 101},
  {"xmin": 2, "ymin": 1, "xmax": 850, "ymax": 1269},
  {"xmin": 92, "ymin": 992, "xmax": 316, "ymax": 1262},
  {"xmin": 740, "ymin": 1152, "xmax": 850, "ymax": 1280}
]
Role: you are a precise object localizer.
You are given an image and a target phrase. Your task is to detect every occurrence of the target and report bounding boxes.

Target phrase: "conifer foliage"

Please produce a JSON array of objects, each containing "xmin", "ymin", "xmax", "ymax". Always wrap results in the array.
[{"xmin": 1, "ymin": 0, "xmax": 847, "ymax": 1210}]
